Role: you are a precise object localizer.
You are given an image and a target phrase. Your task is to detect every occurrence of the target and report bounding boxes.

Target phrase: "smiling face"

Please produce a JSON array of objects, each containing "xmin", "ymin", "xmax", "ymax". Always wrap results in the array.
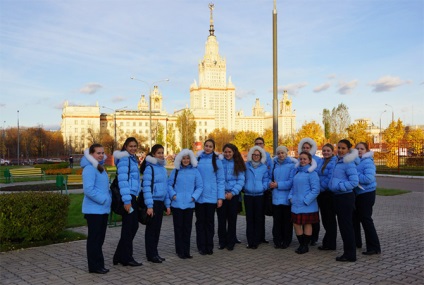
[
  {"xmin": 91, "ymin": 147, "xmax": 105, "ymax": 162},
  {"xmin": 181, "ymin": 155, "xmax": 191, "ymax": 167},
  {"xmin": 153, "ymin": 147, "xmax": 165, "ymax": 160},
  {"xmin": 204, "ymin": 141, "xmax": 214, "ymax": 154},
  {"xmin": 322, "ymin": 146, "xmax": 333, "ymax": 159},
  {"xmin": 277, "ymin": 150, "xmax": 287, "ymax": 160},
  {"xmin": 356, "ymin": 143, "xmax": 367, "ymax": 157},
  {"xmin": 223, "ymin": 147, "xmax": 234, "ymax": 160},
  {"xmin": 125, "ymin": 141, "xmax": 138, "ymax": 155},
  {"xmin": 337, "ymin": 142, "xmax": 349, "ymax": 157},
  {"xmin": 254, "ymin": 139, "xmax": 265, "ymax": 149},
  {"xmin": 302, "ymin": 142, "xmax": 312, "ymax": 153},
  {"xmin": 252, "ymin": 150, "xmax": 261, "ymax": 162},
  {"xmin": 299, "ymin": 153, "xmax": 311, "ymax": 166}
]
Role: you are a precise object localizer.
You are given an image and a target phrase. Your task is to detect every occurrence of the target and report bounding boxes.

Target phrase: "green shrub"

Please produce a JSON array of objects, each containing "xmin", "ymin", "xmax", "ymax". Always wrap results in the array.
[
  {"xmin": 0, "ymin": 192, "xmax": 70, "ymax": 242},
  {"xmin": 35, "ymin": 162, "xmax": 69, "ymax": 170}
]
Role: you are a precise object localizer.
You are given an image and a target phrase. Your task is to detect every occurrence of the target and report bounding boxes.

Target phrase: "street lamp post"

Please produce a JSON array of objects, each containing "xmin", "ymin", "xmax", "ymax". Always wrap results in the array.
[
  {"xmin": 130, "ymin": 77, "xmax": 169, "ymax": 149},
  {"xmin": 385, "ymin": 104, "xmax": 394, "ymax": 122},
  {"xmin": 102, "ymin": 106, "xmax": 127, "ymax": 151},
  {"xmin": 1, "ymin": 121, "xmax": 5, "ymax": 159},
  {"xmin": 379, "ymin": 110, "xmax": 387, "ymax": 150},
  {"xmin": 17, "ymin": 110, "xmax": 20, "ymax": 165}
]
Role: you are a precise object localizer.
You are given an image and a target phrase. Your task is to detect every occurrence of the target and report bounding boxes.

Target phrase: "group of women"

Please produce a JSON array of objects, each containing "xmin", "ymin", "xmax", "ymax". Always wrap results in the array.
[{"xmin": 81, "ymin": 136, "xmax": 381, "ymax": 273}]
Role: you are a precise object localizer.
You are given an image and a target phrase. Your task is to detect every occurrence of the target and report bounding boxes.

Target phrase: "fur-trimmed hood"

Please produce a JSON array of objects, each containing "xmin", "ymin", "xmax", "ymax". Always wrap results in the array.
[
  {"xmin": 298, "ymin": 137, "xmax": 318, "ymax": 156},
  {"xmin": 174, "ymin": 149, "xmax": 198, "ymax": 169},
  {"xmin": 196, "ymin": 150, "xmax": 224, "ymax": 160},
  {"xmin": 340, "ymin": 148, "xmax": 359, "ymax": 163},
  {"xmin": 294, "ymin": 157, "xmax": 317, "ymax": 173},
  {"xmin": 145, "ymin": 154, "xmax": 158, "ymax": 165},
  {"xmin": 82, "ymin": 148, "xmax": 107, "ymax": 169},
  {"xmin": 360, "ymin": 151, "xmax": 374, "ymax": 159},
  {"xmin": 113, "ymin": 150, "xmax": 130, "ymax": 159},
  {"xmin": 247, "ymin": 146, "xmax": 267, "ymax": 164}
]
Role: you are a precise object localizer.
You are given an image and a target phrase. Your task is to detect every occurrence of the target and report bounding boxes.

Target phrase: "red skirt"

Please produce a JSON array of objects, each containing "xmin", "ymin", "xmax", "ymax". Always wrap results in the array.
[{"xmin": 291, "ymin": 212, "xmax": 320, "ymax": 225}]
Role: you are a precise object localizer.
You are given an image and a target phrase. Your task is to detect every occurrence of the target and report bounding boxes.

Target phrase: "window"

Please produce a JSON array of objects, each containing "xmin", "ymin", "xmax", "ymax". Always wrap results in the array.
[
  {"xmin": 145, "ymin": 122, "xmax": 148, "ymax": 126},
  {"xmin": 74, "ymin": 120, "xmax": 78, "ymax": 125},
  {"xmin": 133, "ymin": 122, "xmax": 136, "ymax": 126}
]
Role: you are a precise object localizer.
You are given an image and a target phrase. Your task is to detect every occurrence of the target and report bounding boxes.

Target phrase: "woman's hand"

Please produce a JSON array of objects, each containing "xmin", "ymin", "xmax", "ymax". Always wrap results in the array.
[
  {"xmin": 225, "ymin": 192, "xmax": 233, "ymax": 200},
  {"xmin": 269, "ymin": 181, "xmax": 277, "ymax": 189},
  {"xmin": 172, "ymin": 195, "xmax": 177, "ymax": 201},
  {"xmin": 166, "ymin": 208, "xmax": 171, "ymax": 215},
  {"xmin": 147, "ymin": 208, "xmax": 154, "ymax": 217},
  {"xmin": 124, "ymin": 203, "xmax": 132, "ymax": 213},
  {"xmin": 217, "ymin": 199, "xmax": 223, "ymax": 208}
]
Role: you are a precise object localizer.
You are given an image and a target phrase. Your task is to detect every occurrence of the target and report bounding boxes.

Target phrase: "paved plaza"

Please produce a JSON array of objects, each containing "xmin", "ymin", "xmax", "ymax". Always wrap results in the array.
[{"xmin": 1, "ymin": 179, "xmax": 423, "ymax": 285}]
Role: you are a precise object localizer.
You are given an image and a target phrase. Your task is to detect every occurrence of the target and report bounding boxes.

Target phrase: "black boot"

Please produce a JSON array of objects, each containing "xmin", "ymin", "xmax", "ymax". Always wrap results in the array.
[
  {"xmin": 299, "ymin": 234, "xmax": 311, "ymax": 254},
  {"xmin": 295, "ymin": 235, "xmax": 304, "ymax": 254}
]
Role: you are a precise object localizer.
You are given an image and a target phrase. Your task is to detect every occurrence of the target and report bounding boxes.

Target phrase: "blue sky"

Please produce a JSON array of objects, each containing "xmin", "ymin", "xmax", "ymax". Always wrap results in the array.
[{"xmin": 1, "ymin": 0, "xmax": 423, "ymax": 131}]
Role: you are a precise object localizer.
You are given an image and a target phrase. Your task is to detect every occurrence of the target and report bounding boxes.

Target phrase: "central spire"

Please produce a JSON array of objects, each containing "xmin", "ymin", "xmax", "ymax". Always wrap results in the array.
[{"xmin": 209, "ymin": 3, "xmax": 215, "ymax": 36}]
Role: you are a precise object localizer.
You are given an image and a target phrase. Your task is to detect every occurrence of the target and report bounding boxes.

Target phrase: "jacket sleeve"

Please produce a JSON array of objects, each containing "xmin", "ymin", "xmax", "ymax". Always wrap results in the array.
[
  {"xmin": 231, "ymin": 171, "xmax": 245, "ymax": 196},
  {"xmin": 358, "ymin": 159, "xmax": 376, "ymax": 186},
  {"xmin": 262, "ymin": 166, "xmax": 270, "ymax": 191},
  {"xmin": 320, "ymin": 158, "xmax": 335, "ymax": 191},
  {"xmin": 192, "ymin": 169, "xmax": 204, "ymax": 201},
  {"xmin": 338, "ymin": 163, "xmax": 359, "ymax": 192},
  {"xmin": 117, "ymin": 157, "xmax": 132, "ymax": 205},
  {"xmin": 142, "ymin": 165, "xmax": 154, "ymax": 208},
  {"xmin": 277, "ymin": 165, "xmax": 294, "ymax": 191},
  {"xmin": 167, "ymin": 169, "xmax": 176, "ymax": 200},
  {"xmin": 304, "ymin": 172, "xmax": 320, "ymax": 206},
  {"xmin": 216, "ymin": 159, "xmax": 226, "ymax": 200},
  {"xmin": 82, "ymin": 166, "xmax": 107, "ymax": 205}
]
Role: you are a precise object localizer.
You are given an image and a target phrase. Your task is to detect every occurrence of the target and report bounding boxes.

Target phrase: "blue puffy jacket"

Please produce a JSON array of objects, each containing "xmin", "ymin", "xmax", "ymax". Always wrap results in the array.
[
  {"xmin": 196, "ymin": 151, "xmax": 225, "ymax": 204},
  {"xmin": 317, "ymin": 155, "xmax": 337, "ymax": 192},
  {"xmin": 271, "ymin": 156, "xmax": 296, "ymax": 205},
  {"xmin": 288, "ymin": 164, "xmax": 320, "ymax": 214},
  {"xmin": 113, "ymin": 150, "xmax": 141, "ymax": 205},
  {"xmin": 328, "ymin": 149, "xmax": 359, "ymax": 194},
  {"xmin": 168, "ymin": 165, "xmax": 203, "ymax": 210},
  {"xmin": 354, "ymin": 151, "xmax": 377, "ymax": 195},
  {"xmin": 81, "ymin": 149, "xmax": 111, "ymax": 214},
  {"xmin": 142, "ymin": 155, "xmax": 171, "ymax": 209},
  {"xmin": 265, "ymin": 151, "xmax": 274, "ymax": 177},
  {"xmin": 244, "ymin": 162, "xmax": 269, "ymax": 196},
  {"xmin": 222, "ymin": 158, "xmax": 245, "ymax": 196}
]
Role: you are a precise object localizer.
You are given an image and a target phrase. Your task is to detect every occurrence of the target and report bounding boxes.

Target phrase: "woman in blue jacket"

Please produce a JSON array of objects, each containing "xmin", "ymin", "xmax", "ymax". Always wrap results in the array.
[
  {"xmin": 317, "ymin": 143, "xmax": 338, "ymax": 251},
  {"xmin": 195, "ymin": 139, "xmax": 225, "ymax": 255},
  {"xmin": 354, "ymin": 142, "xmax": 381, "ymax": 255},
  {"xmin": 141, "ymin": 144, "xmax": 171, "ymax": 263},
  {"xmin": 328, "ymin": 139, "xmax": 359, "ymax": 262},
  {"xmin": 298, "ymin": 137, "xmax": 321, "ymax": 246},
  {"xmin": 82, "ymin": 144, "xmax": 111, "ymax": 274},
  {"xmin": 244, "ymin": 146, "xmax": 269, "ymax": 249},
  {"xmin": 168, "ymin": 149, "xmax": 203, "ymax": 259},
  {"xmin": 217, "ymin": 143, "xmax": 246, "ymax": 251},
  {"xmin": 288, "ymin": 151, "xmax": 320, "ymax": 254},
  {"xmin": 113, "ymin": 137, "xmax": 143, "ymax": 267},
  {"xmin": 269, "ymin": 146, "xmax": 296, "ymax": 249}
]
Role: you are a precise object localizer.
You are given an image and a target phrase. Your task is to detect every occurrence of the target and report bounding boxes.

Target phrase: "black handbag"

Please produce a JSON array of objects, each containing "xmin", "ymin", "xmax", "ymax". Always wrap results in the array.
[{"xmin": 110, "ymin": 160, "xmax": 131, "ymax": 215}]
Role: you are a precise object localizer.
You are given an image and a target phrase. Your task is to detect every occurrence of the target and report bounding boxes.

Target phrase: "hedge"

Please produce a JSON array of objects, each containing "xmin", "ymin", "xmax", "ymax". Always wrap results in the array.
[
  {"xmin": 44, "ymin": 168, "xmax": 72, "ymax": 175},
  {"xmin": 0, "ymin": 192, "xmax": 70, "ymax": 242}
]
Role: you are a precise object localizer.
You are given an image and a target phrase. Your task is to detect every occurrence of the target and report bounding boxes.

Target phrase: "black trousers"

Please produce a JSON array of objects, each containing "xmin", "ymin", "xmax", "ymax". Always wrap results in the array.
[
  {"xmin": 85, "ymin": 213, "xmax": 109, "ymax": 271},
  {"xmin": 272, "ymin": 204, "xmax": 293, "ymax": 247},
  {"xmin": 353, "ymin": 191, "xmax": 381, "ymax": 252},
  {"xmin": 217, "ymin": 194, "xmax": 239, "ymax": 248},
  {"xmin": 244, "ymin": 195, "xmax": 264, "ymax": 247},
  {"xmin": 318, "ymin": 191, "xmax": 338, "ymax": 249},
  {"xmin": 114, "ymin": 195, "xmax": 139, "ymax": 263},
  {"xmin": 172, "ymin": 207, "xmax": 194, "ymax": 256},
  {"xmin": 195, "ymin": 202, "xmax": 216, "ymax": 252},
  {"xmin": 333, "ymin": 192, "xmax": 356, "ymax": 259},
  {"xmin": 145, "ymin": 200, "xmax": 165, "ymax": 259}
]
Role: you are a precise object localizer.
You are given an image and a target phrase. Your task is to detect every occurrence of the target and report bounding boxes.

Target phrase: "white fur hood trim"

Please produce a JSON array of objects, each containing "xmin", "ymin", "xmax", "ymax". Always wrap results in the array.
[
  {"xmin": 247, "ymin": 146, "xmax": 267, "ymax": 164},
  {"xmin": 84, "ymin": 148, "xmax": 107, "ymax": 169},
  {"xmin": 294, "ymin": 157, "xmax": 317, "ymax": 173},
  {"xmin": 113, "ymin": 150, "xmax": 130, "ymax": 159},
  {"xmin": 174, "ymin": 149, "xmax": 198, "ymax": 169},
  {"xmin": 361, "ymin": 151, "xmax": 374, "ymax": 159},
  {"xmin": 145, "ymin": 155, "xmax": 158, "ymax": 165},
  {"xmin": 342, "ymin": 148, "xmax": 359, "ymax": 163},
  {"xmin": 298, "ymin": 137, "xmax": 317, "ymax": 156}
]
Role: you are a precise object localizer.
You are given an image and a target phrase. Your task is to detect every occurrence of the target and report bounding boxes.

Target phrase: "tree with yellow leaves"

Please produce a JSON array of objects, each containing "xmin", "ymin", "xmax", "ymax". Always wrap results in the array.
[
  {"xmin": 383, "ymin": 119, "xmax": 405, "ymax": 167},
  {"xmin": 295, "ymin": 121, "xmax": 324, "ymax": 147},
  {"xmin": 347, "ymin": 121, "xmax": 372, "ymax": 145}
]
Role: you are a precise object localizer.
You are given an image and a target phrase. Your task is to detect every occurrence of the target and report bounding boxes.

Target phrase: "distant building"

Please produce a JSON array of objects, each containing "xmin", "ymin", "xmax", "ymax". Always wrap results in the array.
[{"xmin": 60, "ymin": 3, "xmax": 296, "ymax": 153}]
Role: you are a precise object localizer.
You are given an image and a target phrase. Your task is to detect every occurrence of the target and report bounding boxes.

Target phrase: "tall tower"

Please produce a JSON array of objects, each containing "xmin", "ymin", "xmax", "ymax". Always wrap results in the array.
[{"xmin": 190, "ymin": 3, "xmax": 236, "ymax": 131}]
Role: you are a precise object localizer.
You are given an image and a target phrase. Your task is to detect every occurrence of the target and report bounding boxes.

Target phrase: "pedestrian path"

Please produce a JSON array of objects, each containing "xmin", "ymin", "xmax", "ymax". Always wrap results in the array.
[{"xmin": 1, "ymin": 187, "xmax": 423, "ymax": 284}]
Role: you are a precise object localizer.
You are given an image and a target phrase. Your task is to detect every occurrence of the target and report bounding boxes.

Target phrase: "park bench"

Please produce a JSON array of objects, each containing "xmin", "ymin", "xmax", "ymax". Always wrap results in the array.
[
  {"xmin": 57, "ymin": 174, "xmax": 111, "ymax": 194},
  {"xmin": 9, "ymin": 168, "xmax": 46, "ymax": 183}
]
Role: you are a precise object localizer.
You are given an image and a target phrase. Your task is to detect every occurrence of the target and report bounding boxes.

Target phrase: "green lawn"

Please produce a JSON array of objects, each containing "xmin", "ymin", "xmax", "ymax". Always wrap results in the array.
[{"xmin": 376, "ymin": 188, "xmax": 411, "ymax": 196}]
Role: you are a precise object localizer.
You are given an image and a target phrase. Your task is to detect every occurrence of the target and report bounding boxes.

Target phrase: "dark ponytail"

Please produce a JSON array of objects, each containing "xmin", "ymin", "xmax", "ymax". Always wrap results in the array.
[{"xmin": 140, "ymin": 144, "xmax": 164, "ymax": 174}]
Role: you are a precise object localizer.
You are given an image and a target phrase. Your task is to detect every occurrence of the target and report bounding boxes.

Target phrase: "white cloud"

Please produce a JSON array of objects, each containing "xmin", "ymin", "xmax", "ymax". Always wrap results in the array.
[
  {"xmin": 368, "ymin": 76, "xmax": 412, "ymax": 92},
  {"xmin": 313, "ymin": 82, "xmax": 331, "ymax": 93},
  {"xmin": 112, "ymin": 96, "xmax": 126, "ymax": 103},
  {"xmin": 281, "ymin": 82, "xmax": 308, "ymax": 95},
  {"xmin": 337, "ymin": 80, "xmax": 358, "ymax": 95},
  {"xmin": 80, "ymin": 83, "xmax": 102, "ymax": 94},
  {"xmin": 327, "ymin": 74, "xmax": 336, "ymax": 79},
  {"xmin": 236, "ymin": 89, "xmax": 255, "ymax": 99}
]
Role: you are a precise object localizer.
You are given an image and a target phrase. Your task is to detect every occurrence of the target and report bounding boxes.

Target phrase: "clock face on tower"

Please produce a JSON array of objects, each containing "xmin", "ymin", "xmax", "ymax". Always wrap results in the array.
[
  {"xmin": 286, "ymin": 101, "xmax": 291, "ymax": 106},
  {"xmin": 155, "ymin": 98, "xmax": 159, "ymax": 102}
]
